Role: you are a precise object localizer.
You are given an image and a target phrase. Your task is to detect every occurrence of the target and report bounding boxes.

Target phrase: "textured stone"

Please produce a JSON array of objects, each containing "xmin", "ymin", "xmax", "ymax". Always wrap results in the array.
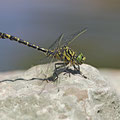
[
  {"xmin": 99, "ymin": 69, "xmax": 120, "ymax": 94},
  {"xmin": 0, "ymin": 63, "xmax": 120, "ymax": 120}
]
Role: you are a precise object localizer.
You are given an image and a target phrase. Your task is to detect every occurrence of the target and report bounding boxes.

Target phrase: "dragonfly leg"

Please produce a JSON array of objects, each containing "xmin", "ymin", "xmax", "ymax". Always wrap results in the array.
[
  {"xmin": 55, "ymin": 62, "xmax": 67, "ymax": 70},
  {"xmin": 78, "ymin": 65, "xmax": 80, "ymax": 71},
  {"xmin": 74, "ymin": 65, "xmax": 87, "ymax": 79},
  {"xmin": 73, "ymin": 65, "xmax": 80, "ymax": 74},
  {"xmin": 63, "ymin": 67, "xmax": 71, "ymax": 77},
  {"xmin": 54, "ymin": 62, "xmax": 69, "ymax": 79}
]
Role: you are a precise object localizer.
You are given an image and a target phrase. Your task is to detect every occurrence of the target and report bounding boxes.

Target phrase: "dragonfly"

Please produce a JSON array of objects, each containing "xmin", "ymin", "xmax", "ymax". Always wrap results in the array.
[{"xmin": 0, "ymin": 28, "xmax": 87, "ymax": 80}]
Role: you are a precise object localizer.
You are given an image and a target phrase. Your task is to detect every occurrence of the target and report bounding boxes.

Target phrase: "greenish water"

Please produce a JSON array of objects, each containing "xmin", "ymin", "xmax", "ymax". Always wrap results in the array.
[{"xmin": 0, "ymin": 0, "xmax": 120, "ymax": 71}]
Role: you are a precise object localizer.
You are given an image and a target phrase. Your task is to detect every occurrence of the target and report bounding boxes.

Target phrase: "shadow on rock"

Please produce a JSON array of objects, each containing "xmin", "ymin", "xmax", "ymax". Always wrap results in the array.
[{"xmin": 0, "ymin": 66, "xmax": 87, "ymax": 83}]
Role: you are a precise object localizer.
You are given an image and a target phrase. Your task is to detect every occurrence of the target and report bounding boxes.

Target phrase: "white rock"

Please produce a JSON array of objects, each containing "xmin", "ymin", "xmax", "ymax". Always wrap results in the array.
[{"xmin": 0, "ymin": 63, "xmax": 120, "ymax": 120}]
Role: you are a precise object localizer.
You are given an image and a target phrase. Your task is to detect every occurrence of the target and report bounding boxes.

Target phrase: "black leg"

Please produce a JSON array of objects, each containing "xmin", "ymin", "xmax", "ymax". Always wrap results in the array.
[
  {"xmin": 55, "ymin": 62, "xmax": 69, "ymax": 70},
  {"xmin": 73, "ymin": 65, "xmax": 87, "ymax": 79},
  {"xmin": 73, "ymin": 65, "xmax": 80, "ymax": 73},
  {"xmin": 54, "ymin": 62, "xmax": 69, "ymax": 80},
  {"xmin": 77, "ymin": 65, "xmax": 80, "ymax": 71},
  {"xmin": 63, "ymin": 67, "xmax": 71, "ymax": 77},
  {"xmin": 55, "ymin": 62, "xmax": 66, "ymax": 70}
]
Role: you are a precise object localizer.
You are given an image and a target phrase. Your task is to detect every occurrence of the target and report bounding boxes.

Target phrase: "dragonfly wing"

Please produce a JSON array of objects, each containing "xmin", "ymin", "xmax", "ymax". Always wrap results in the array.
[
  {"xmin": 61, "ymin": 28, "xmax": 87, "ymax": 47},
  {"xmin": 48, "ymin": 33, "xmax": 64, "ymax": 50},
  {"xmin": 39, "ymin": 33, "xmax": 64, "ymax": 64}
]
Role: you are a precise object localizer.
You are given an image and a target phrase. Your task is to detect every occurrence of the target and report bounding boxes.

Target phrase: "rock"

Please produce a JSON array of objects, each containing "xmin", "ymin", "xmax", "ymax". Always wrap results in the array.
[
  {"xmin": 99, "ymin": 69, "xmax": 120, "ymax": 95},
  {"xmin": 0, "ymin": 63, "xmax": 120, "ymax": 120},
  {"xmin": 0, "ymin": 70, "xmax": 24, "ymax": 81}
]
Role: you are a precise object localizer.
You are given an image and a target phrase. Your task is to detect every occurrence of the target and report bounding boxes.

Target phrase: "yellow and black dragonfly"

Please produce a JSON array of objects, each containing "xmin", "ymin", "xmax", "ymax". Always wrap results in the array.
[{"xmin": 0, "ymin": 28, "xmax": 87, "ymax": 79}]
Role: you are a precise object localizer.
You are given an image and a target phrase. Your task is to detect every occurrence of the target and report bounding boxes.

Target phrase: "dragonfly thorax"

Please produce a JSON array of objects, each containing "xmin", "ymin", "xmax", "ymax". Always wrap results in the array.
[{"xmin": 47, "ymin": 46, "xmax": 86, "ymax": 66}]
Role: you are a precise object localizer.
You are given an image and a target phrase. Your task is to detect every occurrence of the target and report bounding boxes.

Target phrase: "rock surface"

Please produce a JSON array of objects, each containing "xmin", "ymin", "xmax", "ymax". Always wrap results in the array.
[
  {"xmin": 0, "ymin": 63, "xmax": 120, "ymax": 120},
  {"xmin": 99, "ymin": 69, "xmax": 120, "ymax": 95}
]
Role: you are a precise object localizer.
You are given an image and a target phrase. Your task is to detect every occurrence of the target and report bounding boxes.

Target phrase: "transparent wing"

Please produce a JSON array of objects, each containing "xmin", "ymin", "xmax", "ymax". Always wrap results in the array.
[
  {"xmin": 38, "ymin": 34, "xmax": 64, "ymax": 64},
  {"xmin": 48, "ymin": 33, "xmax": 64, "ymax": 50},
  {"xmin": 60, "ymin": 28, "xmax": 87, "ymax": 47},
  {"xmin": 48, "ymin": 28, "xmax": 87, "ymax": 50}
]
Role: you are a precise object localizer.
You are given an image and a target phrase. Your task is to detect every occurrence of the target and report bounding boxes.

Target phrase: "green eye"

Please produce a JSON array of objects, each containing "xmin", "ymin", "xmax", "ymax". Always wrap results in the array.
[
  {"xmin": 77, "ymin": 53, "xmax": 86, "ymax": 63},
  {"xmin": 77, "ymin": 54, "xmax": 82, "ymax": 62}
]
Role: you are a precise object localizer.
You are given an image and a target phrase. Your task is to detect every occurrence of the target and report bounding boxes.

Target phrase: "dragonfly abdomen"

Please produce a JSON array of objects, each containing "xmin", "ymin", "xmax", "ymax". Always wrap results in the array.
[{"xmin": 0, "ymin": 32, "xmax": 48, "ymax": 53}]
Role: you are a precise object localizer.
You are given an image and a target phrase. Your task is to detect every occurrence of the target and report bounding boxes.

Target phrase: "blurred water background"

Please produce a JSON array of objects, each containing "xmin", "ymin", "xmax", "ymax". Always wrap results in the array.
[{"xmin": 0, "ymin": 0, "xmax": 120, "ymax": 72}]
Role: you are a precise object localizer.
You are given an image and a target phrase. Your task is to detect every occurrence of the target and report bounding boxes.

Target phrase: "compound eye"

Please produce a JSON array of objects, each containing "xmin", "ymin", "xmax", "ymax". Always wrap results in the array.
[
  {"xmin": 82, "ymin": 56, "xmax": 86, "ymax": 61},
  {"xmin": 76, "ymin": 54, "xmax": 82, "ymax": 63}
]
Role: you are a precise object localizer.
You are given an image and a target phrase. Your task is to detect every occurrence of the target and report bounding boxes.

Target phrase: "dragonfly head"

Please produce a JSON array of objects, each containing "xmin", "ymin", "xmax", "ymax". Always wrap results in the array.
[{"xmin": 76, "ymin": 53, "xmax": 86, "ymax": 64}]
